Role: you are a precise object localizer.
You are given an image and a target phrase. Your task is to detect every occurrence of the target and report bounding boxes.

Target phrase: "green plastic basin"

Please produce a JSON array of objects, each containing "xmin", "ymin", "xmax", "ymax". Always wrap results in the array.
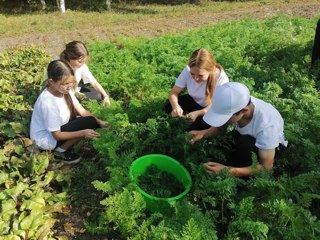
[{"xmin": 129, "ymin": 154, "xmax": 192, "ymax": 212}]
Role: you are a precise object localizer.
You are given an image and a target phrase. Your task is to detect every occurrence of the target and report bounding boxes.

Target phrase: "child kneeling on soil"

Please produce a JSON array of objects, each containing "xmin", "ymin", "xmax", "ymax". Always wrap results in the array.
[
  {"xmin": 189, "ymin": 82, "xmax": 288, "ymax": 177},
  {"xmin": 60, "ymin": 40, "xmax": 111, "ymax": 107},
  {"xmin": 165, "ymin": 48, "xmax": 229, "ymax": 131},
  {"xmin": 30, "ymin": 60, "xmax": 107, "ymax": 164}
]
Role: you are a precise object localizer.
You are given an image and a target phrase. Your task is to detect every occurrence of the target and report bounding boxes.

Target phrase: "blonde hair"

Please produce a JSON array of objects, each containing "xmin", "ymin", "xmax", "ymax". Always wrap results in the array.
[{"xmin": 188, "ymin": 48, "xmax": 221, "ymax": 105}]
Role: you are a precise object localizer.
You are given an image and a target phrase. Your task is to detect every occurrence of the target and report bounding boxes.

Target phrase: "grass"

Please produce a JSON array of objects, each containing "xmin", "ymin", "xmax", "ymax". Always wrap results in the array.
[{"xmin": 0, "ymin": 0, "xmax": 318, "ymax": 37}]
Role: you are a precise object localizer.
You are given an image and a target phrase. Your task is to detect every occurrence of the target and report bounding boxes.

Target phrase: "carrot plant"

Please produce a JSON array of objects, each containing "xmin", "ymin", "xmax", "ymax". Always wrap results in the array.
[{"xmin": 86, "ymin": 15, "xmax": 320, "ymax": 239}]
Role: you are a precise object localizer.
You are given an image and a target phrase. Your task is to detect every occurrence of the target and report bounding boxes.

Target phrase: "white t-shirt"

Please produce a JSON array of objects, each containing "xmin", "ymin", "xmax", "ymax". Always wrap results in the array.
[
  {"xmin": 174, "ymin": 66, "xmax": 229, "ymax": 107},
  {"xmin": 234, "ymin": 97, "xmax": 288, "ymax": 150},
  {"xmin": 30, "ymin": 89, "xmax": 79, "ymax": 150},
  {"xmin": 74, "ymin": 64, "xmax": 97, "ymax": 92}
]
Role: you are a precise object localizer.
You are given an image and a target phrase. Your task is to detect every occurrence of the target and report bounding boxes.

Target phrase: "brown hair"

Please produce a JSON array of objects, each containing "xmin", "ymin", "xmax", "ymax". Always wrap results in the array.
[
  {"xmin": 59, "ymin": 41, "xmax": 89, "ymax": 62},
  {"xmin": 47, "ymin": 60, "xmax": 77, "ymax": 120},
  {"xmin": 188, "ymin": 48, "xmax": 222, "ymax": 105}
]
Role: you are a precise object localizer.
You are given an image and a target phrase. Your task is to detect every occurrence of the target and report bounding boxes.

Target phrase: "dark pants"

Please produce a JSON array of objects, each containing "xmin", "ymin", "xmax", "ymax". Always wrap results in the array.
[
  {"xmin": 80, "ymin": 86, "xmax": 101, "ymax": 100},
  {"xmin": 164, "ymin": 94, "xmax": 211, "ymax": 131},
  {"xmin": 227, "ymin": 131, "xmax": 284, "ymax": 168},
  {"xmin": 311, "ymin": 19, "xmax": 320, "ymax": 65},
  {"xmin": 56, "ymin": 116, "xmax": 100, "ymax": 147}
]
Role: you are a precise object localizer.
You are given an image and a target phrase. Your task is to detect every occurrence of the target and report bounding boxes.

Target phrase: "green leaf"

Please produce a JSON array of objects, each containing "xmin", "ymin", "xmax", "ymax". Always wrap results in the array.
[
  {"xmin": 1, "ymin": 235, "xmax": 21, "ymax": 240},
  {"xmin": 12, "ymin": 182, "xmax": 29, "ymax": 199},
  {"xmin": 41, "ymin": 171, "xmax": 54, "ymax": 186},
  {"xmin": 20, "ymin": 196, "xmax": 45, "ymax": 211},
  {"xmin": 35, "ymin": 224, "xmax": 51, "ymax": 239},
  {"xmin": 0, "ymin": 172, "xmax": 9, "ymax": 184},
  {"xmin": 30, "ymin": 213, "xmax": 45, "ymax": 230},
  {"xmin": 13, "ymin": 145, "xmax": 24, "ymax": 155},
  {"xmin": 10, "ymin": 122, "xmax": 23, "ymax": 134},
  {"xmin": 0, "ymin": 219, "xmax": 10, "ymax": 235},
  {"xmin": 1, "ymin": 199, "xmax": 17, "ymax": 221},
  {"xmin": 20, "ymin": 214, "xmax": 33, "ymax": 230},
  {"xmin": 2, "ymin": 127, "xmax": 17, "ymax": 138}
]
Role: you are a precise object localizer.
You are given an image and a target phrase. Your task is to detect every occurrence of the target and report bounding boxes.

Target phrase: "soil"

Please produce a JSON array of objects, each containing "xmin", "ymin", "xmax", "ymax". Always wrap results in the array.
[{"xmin": 1, "ymin": 1, "xmax": 320, "ymax": 56}]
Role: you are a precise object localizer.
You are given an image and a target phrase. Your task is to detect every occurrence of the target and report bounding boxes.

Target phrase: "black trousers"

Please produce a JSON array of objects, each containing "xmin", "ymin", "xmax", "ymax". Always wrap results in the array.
[
  {"xmin": 80, "ymin": 86, "xmax": 101, "ymax": 100},
  {"xmin": 164, "ymin": 94, "xmax": 211, "ymax": 131},
  {"xmin": 311, "ymin": 19, "xmax": 320, "ymax": 65},
  {"xmin": 56, "ymin": 116, "xmax": 100, "ymax": 147},
  {"xmin": 227, "ymin": 131, "xmax": 284, "ymax": 168}
]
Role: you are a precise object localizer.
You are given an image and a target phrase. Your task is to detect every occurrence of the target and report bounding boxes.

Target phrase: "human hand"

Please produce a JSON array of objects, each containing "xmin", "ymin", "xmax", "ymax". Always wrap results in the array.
[
  {"xmin": 186, "ymin": 110, "xmax": 201, "ymax": 122},
  {"xmin": 171, "ymin": 106, "xmax": 184, "ymax": 118},
  {"xmin": 203, "ymin": 162, "xmax": 227, "ymax": 174},
  {"xmin": 95, "ymin": 118, "xmax": 108, "ymax": 128},
  {"xmin": 83, "ymin": 129, "xmax": 100, "ymax": 139},
  {"xmin": 102, "ymin": 95, "xmax": 111, "ymax": 108},
  {"xmin": 96, "ymin": 119, "xmax": 111, "ymax": 130},
  {"xmin": 187, "ymin": 130, "xmax": 204, "ymax": 144},
  {"xmin": 75, "ymin": 92, "xmax": 86, "ymax": 101}
]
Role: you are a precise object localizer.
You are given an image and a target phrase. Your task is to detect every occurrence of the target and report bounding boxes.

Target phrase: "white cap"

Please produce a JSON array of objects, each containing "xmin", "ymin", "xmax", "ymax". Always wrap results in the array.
[{"xmin": 203, "ymin": 82, "xmax": 251, "ymax": 127}]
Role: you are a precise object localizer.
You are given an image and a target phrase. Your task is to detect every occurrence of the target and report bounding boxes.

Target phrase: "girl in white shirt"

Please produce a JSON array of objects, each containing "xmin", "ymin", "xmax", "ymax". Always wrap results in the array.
[
  {"xmin": 60, "ymin": 41, "xmax": 111, "ymax": 107},
  {"xmin": 165, "ymin": 48, "xmax": 229, "ymax": 130},
  {"xmin": 30, "ymin": 60, "xmax": 106, "ymax": 164}
]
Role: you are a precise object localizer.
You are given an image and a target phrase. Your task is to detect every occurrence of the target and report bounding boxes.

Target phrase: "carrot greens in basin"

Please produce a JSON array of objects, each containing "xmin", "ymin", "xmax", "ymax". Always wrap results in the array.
[{"xmin": 137, "ymin": 164, "xmax": 185, "ymax": 198}]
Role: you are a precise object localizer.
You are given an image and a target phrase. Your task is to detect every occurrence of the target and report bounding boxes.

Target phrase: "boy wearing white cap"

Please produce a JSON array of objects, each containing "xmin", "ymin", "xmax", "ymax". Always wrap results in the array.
[{"xmin": 189, "ymin": 82, "xmax": 287, "ymax": 177}]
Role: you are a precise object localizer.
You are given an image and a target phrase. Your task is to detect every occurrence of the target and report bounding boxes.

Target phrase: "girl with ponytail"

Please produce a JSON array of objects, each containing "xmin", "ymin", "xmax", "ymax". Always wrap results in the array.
[
  {"xmin": 30, "ymin": 60, "xmax": 106, "ymax": 164},
  {"xmin": 60, "ymin": 40, "xmax": 111, "ymax": 107},
  {"xmin": 165, "ymin": 48, "xmax": 229, "ymax": 130}
]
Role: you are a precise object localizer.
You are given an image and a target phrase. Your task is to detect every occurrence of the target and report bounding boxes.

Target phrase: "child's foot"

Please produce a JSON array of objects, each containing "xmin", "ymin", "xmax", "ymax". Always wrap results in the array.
[{"xmin": 54, "ymin": 150, "xmax": 81, "ymax": 164}]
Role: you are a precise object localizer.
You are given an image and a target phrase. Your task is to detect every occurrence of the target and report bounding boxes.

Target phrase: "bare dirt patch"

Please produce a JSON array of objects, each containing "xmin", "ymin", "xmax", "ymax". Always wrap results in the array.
[{"xmin": 1, "ymin": 1, "xmax": 320, "ymax": 57}]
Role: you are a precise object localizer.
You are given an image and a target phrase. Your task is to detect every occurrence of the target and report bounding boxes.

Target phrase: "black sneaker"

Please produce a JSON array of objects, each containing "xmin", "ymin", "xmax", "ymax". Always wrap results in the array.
[{"xmin": 54, "ymin": 150, "xmax": 81, "ymax": 164}]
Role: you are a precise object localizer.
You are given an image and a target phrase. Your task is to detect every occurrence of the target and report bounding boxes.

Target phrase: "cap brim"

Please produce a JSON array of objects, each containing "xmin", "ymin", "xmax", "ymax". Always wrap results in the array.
[{"xmin": 203, "ymin": 111, "xmax": 232, "ymax": 128}]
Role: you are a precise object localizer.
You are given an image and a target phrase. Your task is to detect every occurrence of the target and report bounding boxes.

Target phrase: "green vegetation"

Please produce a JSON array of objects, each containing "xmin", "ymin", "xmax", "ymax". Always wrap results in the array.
[
  {"xmin": 1, "ymin": 14, "xmax": 320, "ymax": 239},
  {"xmin": 0, "ymin": 0, "xmax": 314, "ymax": 37},
  {"xmin": 137, "ymin": 164, "xmax": 185, "ymax": 198}
]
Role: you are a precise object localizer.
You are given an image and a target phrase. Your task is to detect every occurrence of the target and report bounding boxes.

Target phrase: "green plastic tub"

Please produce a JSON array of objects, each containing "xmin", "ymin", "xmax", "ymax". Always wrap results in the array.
[{"xmin": 129, "ymin": 154, "xmax": 192, "ymax": 212}]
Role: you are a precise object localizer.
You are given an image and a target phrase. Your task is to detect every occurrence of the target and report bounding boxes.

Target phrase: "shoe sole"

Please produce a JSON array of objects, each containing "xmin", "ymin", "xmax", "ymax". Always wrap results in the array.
[{"xmin": 55, "ymin": 156, "xmax": 82, "ymax": 164}]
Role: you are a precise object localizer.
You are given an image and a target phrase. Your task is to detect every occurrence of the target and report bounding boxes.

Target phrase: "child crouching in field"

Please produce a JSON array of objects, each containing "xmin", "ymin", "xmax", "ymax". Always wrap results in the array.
[
  {"xmin": 60, "ymin": 40, "xmax": 111, "ymax": 107},
  {"xmin": 165, "ymin": 48, "xmax": 229, "ymax": 130},
  {"xmin": 189, "ymin": 82, "xmax": 287, "ymax": 177},
  {"xmin": 30, "ymin": 60, "xmax": 106, "ymax": 164}
]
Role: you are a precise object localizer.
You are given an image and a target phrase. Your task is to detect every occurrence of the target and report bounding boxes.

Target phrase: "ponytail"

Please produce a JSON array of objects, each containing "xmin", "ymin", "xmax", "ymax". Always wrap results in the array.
[
  {"xmin": 206, "ymin": 64, "xmax": 223, "ymax": 105},
  {"xmin": 59, "ymin": 50, "xmax": 68, "ymax": 62},
  {"xmin": 188, "ymin": 48, "xmax": 221, "ymax": 105},
  {"xmin": 205, "ymin": 71, "xmax": 215, "ymax": 105},
  {"xmin": 60, "ymin": 41, "xmax": 89, "ymax": 62},
  {"xmin": 64, "ymin": 93, "xmax": 77, "ymax": 120},
  {"xmin": 47, "ymin": 60, "xmax": 77, "ymax": 120}
]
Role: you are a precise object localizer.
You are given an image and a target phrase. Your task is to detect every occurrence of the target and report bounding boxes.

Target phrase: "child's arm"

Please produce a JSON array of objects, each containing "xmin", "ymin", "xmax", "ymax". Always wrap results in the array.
[{"xmin": 90, "ymin": 81, "xmax": 110, "ymax": 106}]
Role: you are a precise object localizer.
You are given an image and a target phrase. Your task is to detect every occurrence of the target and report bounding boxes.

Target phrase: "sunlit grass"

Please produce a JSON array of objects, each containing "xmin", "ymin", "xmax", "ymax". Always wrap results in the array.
[{"xmin": 0, "ymin": 0, "xmax": 317, "ymax": 37}]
